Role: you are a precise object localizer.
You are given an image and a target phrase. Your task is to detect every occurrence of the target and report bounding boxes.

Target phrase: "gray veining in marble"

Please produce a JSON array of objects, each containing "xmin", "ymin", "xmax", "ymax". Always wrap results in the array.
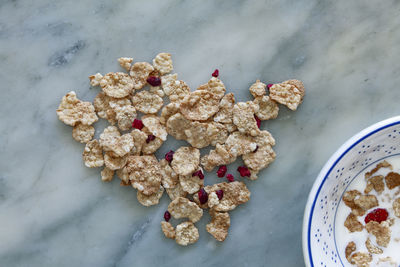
[{"xmin": 1, "ymin": 0, "xmax": 400, "ymax": 266}]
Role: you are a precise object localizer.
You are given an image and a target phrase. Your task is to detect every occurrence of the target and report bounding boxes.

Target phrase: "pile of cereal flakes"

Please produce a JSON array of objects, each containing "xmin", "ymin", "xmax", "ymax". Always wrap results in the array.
[
  {"xmin": 56, "ymin": 53, "xmax": 305, "ymax": 245},
  {"xmin": 344, "ymin": 160, "xmax": 400, "ymax": 266}
]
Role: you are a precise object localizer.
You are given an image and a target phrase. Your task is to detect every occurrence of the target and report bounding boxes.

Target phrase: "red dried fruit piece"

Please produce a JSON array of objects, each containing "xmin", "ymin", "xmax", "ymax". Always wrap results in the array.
[
  {"xmin": 212, "ymin": 69, "xmax": 219, "ymax": 77},
  {"xmin": 237, "ymin": 166, "xmax": 251, "ymax": 177},
  {"xmin": 165, "ymin": 150, "xmax": 174, "ymax": 163},
  {"xmin": 216, "ymin": 189, "xmax": 224, "ymax": 200},
  {"xmin": 226, "ymin": 174, "xmax": 234, "ymax": 182},
  {"xmin": 198, "ymin": 188, "xmax": 208, "ymax": 204},
  {"xmin": 132, "ymin": 119, "xmax": 144, "ymax": 130},
  {"xmin": 146, "ymin": 76, "xmax": 162, "ymax": 86},
  {"xmin": 146, "ymin": 134, "xmax": 156, "ymax": 143},
  {"xmin": 217, "ymin": 165, "xmax": 227, "ymax": 178},
  {"xmin": 254, "ymin": 115, "xmax": 261, "ymax": 128},
  {"xmin": 267, "ymin": 83, "xmax": 273, "ymax": 89},
  {"xmin": 364, "ymin": 208, "xmax": 388, "ymax": 224},
  {"xmin": 164, "ymin": 210, "xmax": 171, "ymax": 222},
  {"xmin": 192, "ymin": 170, "xmax": 204, "ymax": 180},
  {"xmin": 253, "ymin": 145, "xmax": 259, "ymax": 153}
]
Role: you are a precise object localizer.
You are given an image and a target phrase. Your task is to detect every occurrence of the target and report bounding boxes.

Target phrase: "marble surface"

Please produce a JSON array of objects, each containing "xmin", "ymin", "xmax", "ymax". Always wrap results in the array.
[{"xmin": 1, "ymin": 0, "xmax": 400, "ymax": 266}]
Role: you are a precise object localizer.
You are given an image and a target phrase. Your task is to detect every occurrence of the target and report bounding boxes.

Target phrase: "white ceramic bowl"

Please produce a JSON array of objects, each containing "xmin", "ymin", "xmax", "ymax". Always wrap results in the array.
[{"xmin": 303, "ymin": 116, "xmax": 400, "ymax": 267}]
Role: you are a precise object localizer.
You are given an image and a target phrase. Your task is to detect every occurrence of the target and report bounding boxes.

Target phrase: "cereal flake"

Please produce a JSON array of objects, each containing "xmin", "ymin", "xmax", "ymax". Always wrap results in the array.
[
  {"xmin": 129, "ymin": 62, "xmax": 154, "ymax": 90},
  {"xmin": 232, "ymin": 101, "xmax": 260, "ymax": 136},
  {"xmin": 213, "ymin": 93, "xmax": 235, "ymax": 124},
  {"xmin": 160, "ymin": 159, "xmax": 179, "ymax": 189},
  {"xmin": 180, "ymin": 90, "xmax": 220, "ymax": 121},
  {"xmin": 175, "ymin": 221, "xmax": 199, "ymax": 246},
  {"xmin": 100, "ymin": 72, "xmax": 133, "ymax": 98},
  {"xmin": 153, "ymin": 53, "xmax": 173, "ymax": 75},
  {"xmin": 179, "ymin": 169, "xmax": 204, "ymax": 194},
  {"xmin": 171, "ymin": 146, "xmax": 200, "ymax": 176},
  {"xmin": 82, "ymin": 139, "xmax": 104, "ymax": 168},
  {"xmin": 137, "ymin": 185, "xmax": 164, "ymax": 206},
  {"xmin": 168, "ymin": 197, "xmax": 203, "ymax": 223},
  {"xmin": 393, "ymin": 198, "xmax": 400, "ymax": 218},
  {"xmin": 99, "ymin": 126, "xmax": 134, "ymax": 157},
  {"xmin": 142, "ymin": 115, "xmax": 168, "ymax": 141},
  {"xmin": 344, "ymin": 212, "xmax": 364, "ymax": 232},
  {"xmin": 385, "ymin": 172, "xmax": 400, "ymax": 190},
  {"xmin": 161, "ymin": 221, "xmax": 175, "ymax": 239},
  {"xmin": 253, "ymin": 95, "xmax": 279, "ymax": 120},
  {"xmin": 89, "ymin": 73, "xmax": 103, "ymax": 86},
  {"xmin": 72, "ymin": 123, "xmax": 95, "ymax": 143},
  {"xmin": 269, "ymin": 79, "xmax": 305, "ymax": 111},
  {"xmin": 104, "ymin": 151, "xmax": 128, "ymax": 170},
  {"xmin": 206, "ymin": 210, "xmax": 230, "ymax": 242},
  {"xmin": 131, "ymin": 90, "xmax": 164, "ymax": 114},
  {"xmin": 126, "ymin": 155, "xmax": 162, "ymax": 195},
  {"xmin": 366, "ymin": 221, "xmax": 391, "ymax": 247},
  {"xmin": 166, "ymin": 183, "xmax": 188, "ymax": 200},
  {"xmin": 249, "ymin": 80, "xmax": 267, "ymax": 98},
  {"xmin": 242, "ymin": 144, "xmax": 275, "ymax": 172},
  {"xmin": 57, "ymin": 91, "xmax": 98, "ymax": 126}
]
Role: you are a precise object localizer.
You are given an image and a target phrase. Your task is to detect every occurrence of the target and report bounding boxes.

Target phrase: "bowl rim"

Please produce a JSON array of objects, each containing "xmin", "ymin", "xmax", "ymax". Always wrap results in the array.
[{"xmin": 302, "ymin": 115, "xmax": 400, "ymax": 267}]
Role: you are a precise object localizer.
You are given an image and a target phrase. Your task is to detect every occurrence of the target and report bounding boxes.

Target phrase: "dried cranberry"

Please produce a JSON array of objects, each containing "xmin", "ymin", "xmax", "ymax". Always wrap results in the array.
[
  {"xmin": 164, "ymin": 211, "xmax": 171, "ymax": 222},
  {"xmin": 198, "ymin": 188, "xmax": 208, "ymax": 204},
  {"xmin": 146, "ymin": 134, "xmax": 156, "ymax": 143},
  {"xmin": 212, "ymin": 69, "xmax": 219, "ymax": 77},
  {"xmin": 146, "ymin": 76, "xmax": 161, "ymax": 86},
  {"xmin": 226, "ymin": 173, "xmax": 234, "ymax": 182},
  {"xmin": 132, "ymin": 119, "xmax": 144, "ymax": 130},
  {"xmin": 192, "ymin": 170, "xmax": 204, "ymax": 180},
  {"xmin": 217, "ymin": 165, "xmax": 227, "ymax": 178},
  {"xmin": 364, "ymin": 208, "xmax": 388, "ymax": 224},
  {"xmin": 216, "ymin": 189, "xmax": 224, "ymax": 200},
  {"xmin": 267, "ymin": 83, "xmax": 273, "ymax": 89},
  {"xmin": 237, "ymin": 166, "xmax": 251, "ymax": 177},
  {"xmin": 165, "ymin": 150, "xmax": 174, "ymax": 162},
  {"xmin": 253, "ymin": 145, "xmax": 259, "ymax": 153},
  {"xmin": 254, "ymin": 115, "xmax": 261, "ymax": 128}
]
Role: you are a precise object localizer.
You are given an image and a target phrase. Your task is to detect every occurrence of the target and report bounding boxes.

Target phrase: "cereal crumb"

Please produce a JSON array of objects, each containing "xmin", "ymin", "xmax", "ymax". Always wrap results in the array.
[
  {"xmin": 89, "ymin": 73, "xmax": 103, "ymax": 86},
  {"xmin": 207, "ymin": 192, "xmax": 220, "ymax": 209},
  {"xmin": 175, "ymin": 221, "xmax": 199, "ymax": 246},
  {"xmin": 269, "ymin": 79, "xmax": 305, "ymax": 111},
  {"xmin": 365, "ymin": 238, "xmax": 383, "ymax": 254},
  {"xmin": 101, "ymin": 167, "xmax": 114, "ymax": 182},
  {"xmin": 393, "ymin": 198, "xmax": 400, "ymax": 218},
  {"xmin": 161, "ymin": 221, "xmax": 175, "ymax": 239},
  {"xmin": 118, "ymin": 57, "xmax": 133, "ymax": 71}
]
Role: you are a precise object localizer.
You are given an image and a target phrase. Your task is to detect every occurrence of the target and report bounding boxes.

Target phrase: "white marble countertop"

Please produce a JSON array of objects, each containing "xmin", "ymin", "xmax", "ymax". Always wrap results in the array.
[{"xmin": 1, "ymin": 1, "xmax": 400, "ymax": 266}]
